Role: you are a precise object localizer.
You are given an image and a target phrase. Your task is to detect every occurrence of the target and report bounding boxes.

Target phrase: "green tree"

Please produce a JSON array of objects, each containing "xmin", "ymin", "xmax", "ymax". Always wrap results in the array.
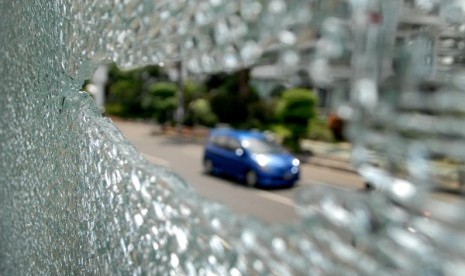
[
  {"xmin": 210, "ymin": 88, "xmax": 248, "ymax": 125},
  {"xmin": 182, "ymin": 79, "xmax": 207, "ymax": 125},
  {"xmin": 189, "ymin": 98, "xmax": 218, "ymax": 127},
  {"xmin": 183, "ymin": 79, "xmax": 207, "ymax": 105},
  {"xmin": 207, "ymin": 68, "xmax": 272, "ymax": 128},
  {"xmin": 147, "ymin": 82, "xmax": 178, "ymax": 125},
  {"xmin": 277, "ymin": 88, "xmax": 317, "ymax": 152},
  {"xmin": 106, "ymin": 79, "xmax": 142, "ymax": 117},
  {"xmin": 104, "ymin": 63, "xmax": 168, "ymax": 118}
]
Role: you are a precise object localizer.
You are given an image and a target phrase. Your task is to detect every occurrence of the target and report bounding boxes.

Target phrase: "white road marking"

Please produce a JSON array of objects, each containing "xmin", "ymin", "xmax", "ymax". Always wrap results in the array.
[
  {"xmin": 257, "ymin": 191, "xmax": 295, "ymax": 207},
  {"xmin": 142, "ymin": 153, "xmax": 171, "ymax": 167}
]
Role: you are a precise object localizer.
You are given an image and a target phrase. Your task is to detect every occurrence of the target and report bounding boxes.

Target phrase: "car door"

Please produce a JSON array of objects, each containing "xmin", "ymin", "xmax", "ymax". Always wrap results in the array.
[
  {"xmin": 223, "ymin": 137, "xmax": 248, "ymax": 177},
  {"xmin": 207, "ymin": 135, "xmax": 230, "ymax": 172}
]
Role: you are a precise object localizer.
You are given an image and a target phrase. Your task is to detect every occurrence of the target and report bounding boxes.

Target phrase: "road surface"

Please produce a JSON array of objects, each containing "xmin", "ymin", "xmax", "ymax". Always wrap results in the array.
[{"xmin": 113, "ymin": 120, "xmax": 366, "ymax": 223}]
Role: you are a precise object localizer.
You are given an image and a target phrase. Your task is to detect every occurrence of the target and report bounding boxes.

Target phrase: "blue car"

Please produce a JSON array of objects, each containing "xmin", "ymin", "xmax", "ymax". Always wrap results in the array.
[{"xmin": 203, "ymin": 128, "xmax": 300, "ymax": 188}]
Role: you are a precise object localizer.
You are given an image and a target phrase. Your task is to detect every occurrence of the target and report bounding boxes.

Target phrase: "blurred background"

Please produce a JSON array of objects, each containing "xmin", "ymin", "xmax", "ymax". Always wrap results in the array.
[
  {"xmin": 81, "ymin": 61, "xmax": 361, "ymax": 223},
  {"xmin": 85, "ymin": 62, "xmax": 344, "ymax": 147},
  {"xmin": 81, "ymin": 59, "xmax": 463, "ymax": 224}
]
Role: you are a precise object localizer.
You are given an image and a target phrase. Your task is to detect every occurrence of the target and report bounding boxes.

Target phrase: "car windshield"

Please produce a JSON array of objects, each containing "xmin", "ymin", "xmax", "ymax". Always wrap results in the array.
[{"xmin": 241, "ymin": 137, "xmax": 284, "ymax": 154}]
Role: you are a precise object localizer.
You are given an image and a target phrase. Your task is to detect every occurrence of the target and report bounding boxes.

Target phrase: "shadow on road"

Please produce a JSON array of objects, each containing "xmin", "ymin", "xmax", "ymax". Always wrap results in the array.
[{"xmin": 202, "ymin": 171, "xmax": 297, "ymax": 191}]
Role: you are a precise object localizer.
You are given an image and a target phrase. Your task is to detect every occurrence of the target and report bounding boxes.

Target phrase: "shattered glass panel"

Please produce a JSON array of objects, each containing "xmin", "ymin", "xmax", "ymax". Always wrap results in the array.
[{"xmin": 1, "ymin": 0, "xmax": 465, "ymax": 275}]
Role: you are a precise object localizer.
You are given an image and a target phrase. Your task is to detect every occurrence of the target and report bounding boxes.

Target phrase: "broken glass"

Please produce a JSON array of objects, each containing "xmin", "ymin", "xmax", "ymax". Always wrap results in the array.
[{"xmin": 1, "ymin": 0, "xmax": 465, "ymax": 275}]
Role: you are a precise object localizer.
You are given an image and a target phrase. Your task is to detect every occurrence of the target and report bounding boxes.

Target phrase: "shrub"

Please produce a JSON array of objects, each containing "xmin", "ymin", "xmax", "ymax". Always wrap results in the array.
[
  {"xmin": 104, "ymin": 103, "xmax": 125, "ymax": 117},
  {"xmin": 104, "ymin": 63, "xmax": 169, "ymax": 118},
  {"xmin": 308, "ymin": 118, "xmax": 335, "ymax": 142},
  {"xmin": 105, "ymin": 79, "xmax": 143, "ymax": 117},
  {"xmin": 276, "ymin": 88, "xmax": 317, "ymax": 152},
  {"xmin": 189, "ymin": 99, "xmax": 218, "ymax": 127},
  {"xmin": 147, "ymin": 82, "xmax": 178, "ymax": 124}
]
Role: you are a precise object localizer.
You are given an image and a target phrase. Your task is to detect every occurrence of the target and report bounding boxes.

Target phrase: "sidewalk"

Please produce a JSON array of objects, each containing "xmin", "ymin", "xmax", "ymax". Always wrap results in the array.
[{"xmin": 300, "ymin": 140, "xmax": 357, "ymax": 174}]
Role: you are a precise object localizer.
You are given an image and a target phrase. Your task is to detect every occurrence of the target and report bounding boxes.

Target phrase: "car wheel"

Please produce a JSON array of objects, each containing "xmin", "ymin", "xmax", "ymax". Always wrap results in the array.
[
  {"xmin": 204, "ymin": 159, "xmax": 214, "ymax": 174},
  {"xmin": 245, "ymin": 170, "xmax": 257, "ymax": 187}
]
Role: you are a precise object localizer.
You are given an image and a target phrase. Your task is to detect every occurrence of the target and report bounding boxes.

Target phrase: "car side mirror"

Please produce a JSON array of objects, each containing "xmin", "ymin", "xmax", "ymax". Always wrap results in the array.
[{"xmin": 235, "ymin": 148, "xmax": 244, "ymax": 157}]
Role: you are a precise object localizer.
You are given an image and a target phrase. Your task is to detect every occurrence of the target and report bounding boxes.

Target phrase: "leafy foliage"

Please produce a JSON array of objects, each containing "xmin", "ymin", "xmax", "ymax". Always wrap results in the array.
[
  {"xmin": 188, "ymin": 99, "xmax": 218, "ymax": 127},
  {"xmin": 208, "ymin": 68, "xmax": 275, "ymax": 129},
  {"xmin": 147, "ymin": 82, "xmax": 178, "ymax": 124},
  {"xmin": 104, "ymin": 63, "xmax": 168, "ymax": 118},
  {"xmin": 210, "ymin": 89, "xmax": 249, "ymax": 125},
  {"xmin": 102, "ymin": 64, "xmax": 335, "ymax": 143},
  {"xmin": 107, "ymin": 79, "xmax": 143, "ymax": 117},
  {"xmin": 308, "ymin": 118, "xmax": 335, "ymax": 142},
  {"xmin": 276, "ymin": 88, "xmax": 317, "ymax": 152}
]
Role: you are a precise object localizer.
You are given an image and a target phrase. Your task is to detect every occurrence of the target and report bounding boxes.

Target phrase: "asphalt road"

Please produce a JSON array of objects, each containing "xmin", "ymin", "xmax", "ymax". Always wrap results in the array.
[{"xmin": 113, "ymin": 120, "xmax": 366, "ymax": 224}]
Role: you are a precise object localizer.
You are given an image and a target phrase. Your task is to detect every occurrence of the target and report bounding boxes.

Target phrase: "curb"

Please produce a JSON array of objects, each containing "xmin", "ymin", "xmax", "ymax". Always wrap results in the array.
[{"xmin": 304, "ymin": 156, "xmax": 358, "ymax": 174}]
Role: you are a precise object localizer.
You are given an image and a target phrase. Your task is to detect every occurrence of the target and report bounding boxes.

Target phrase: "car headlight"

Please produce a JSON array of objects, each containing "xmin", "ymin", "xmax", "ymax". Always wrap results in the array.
[
  {"xmin": 255, "ymin": 154, "xmax": 269, "ymax": 167},
  {"xmin": 292, "ymin": 158, "xmax": 300, "ymax": 167},
  {"xmin": 291, "ymin": 166, "xmax": 299, "ymax": 174},
  {"xmin": 255, "ymin": 154, "xmax": 272, "ymax": 171}
]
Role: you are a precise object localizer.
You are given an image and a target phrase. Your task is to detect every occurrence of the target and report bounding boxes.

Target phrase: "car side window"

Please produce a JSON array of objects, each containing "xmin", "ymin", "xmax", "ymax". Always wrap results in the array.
[
  {"xmin": 209, "ymin": 134, "xmax": 240, "ymax": 151},
  {"xmin": 227, "ymin": 138, "xmax": 241, "ymax": 151},
  {"xmin": 215, "ymin": 135, "xmax": 229, "ymax": 149},
  {"xmin": 208, "ymin": 135, "xmax": 218, "ymax": 146}
]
